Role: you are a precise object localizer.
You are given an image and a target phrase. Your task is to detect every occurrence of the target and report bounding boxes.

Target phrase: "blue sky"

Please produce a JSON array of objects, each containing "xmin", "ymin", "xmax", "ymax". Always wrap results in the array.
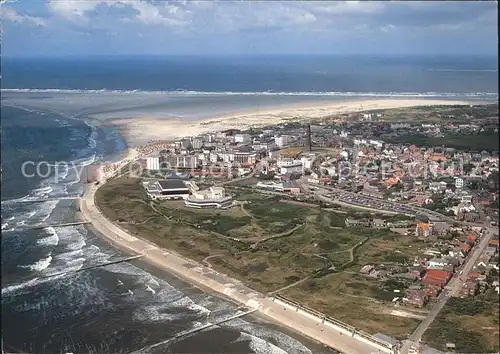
[{"xmin": 1, "ymin": 0, "xmax": 498, "ymax": 57}]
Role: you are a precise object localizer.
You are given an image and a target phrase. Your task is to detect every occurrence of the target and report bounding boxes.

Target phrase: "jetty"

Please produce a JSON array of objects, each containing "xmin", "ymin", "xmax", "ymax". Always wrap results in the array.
[
  {"xmin": 39, "ymin": 254, "xmax": 145, "ymax": 279},
  {"xmin": 19, "ymin": 196, "xmax": 81, "ymax": 203},
  {"xmin": 7, "ymin": 221, "xmax": 91, "ymax": 232},
  {"xmin": 134, "ymin": 307, "xmax": 258, "ymax": 352}
]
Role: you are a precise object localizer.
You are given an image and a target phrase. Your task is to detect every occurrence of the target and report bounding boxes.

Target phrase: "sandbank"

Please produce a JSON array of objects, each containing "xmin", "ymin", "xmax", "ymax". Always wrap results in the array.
[{"xmin": 107, "ymin": 98, "xmax": 474, "ymax": 146}]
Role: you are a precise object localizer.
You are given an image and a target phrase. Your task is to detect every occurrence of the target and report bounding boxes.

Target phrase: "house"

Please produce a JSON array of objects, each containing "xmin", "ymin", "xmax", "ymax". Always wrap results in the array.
[
  {"xmin": 422, "ymin": 269, "xmax": 452, "ymax": 287},
  {"xmin": 283, "ymin": 181, "xmax": 301, "ymax": 195},
  {"xmin": 458, "ymin": 279, "xmax": 478, "ymax": 298},
  {"xmin": 432, "ymin": 222, "xmax": 450, "ymax": 237},
  {"xmin": 488, "ymin": 239, "xmax": 499, "ymax": 252},
  {"xmin": 427, "ymin": 257, "xmax": 448, "ymax": 269},
  {"xmin": 372, "ymin": 218, "xmax": 386, "ymax": 229},
  {"xmin": 423, "ymin": 284, "xmax": 440, "ymax": 298},
  {"xmin": 467, "ymin": 234, "xmax": 478, "ymax": 243},
  {"xmin": 408, "ymin": 265, "xmax": 426, "ymax": 279},
  {"xmin": 415, "ymin": 223, "xmax": 433, "ymax": 237},
  {"xmin": 459, "ymin": 242, "xmax": 472, "ymax": 255},
  {"xmin": 403, "ymin": 290, "xmax": 428, "ymax": 308}
]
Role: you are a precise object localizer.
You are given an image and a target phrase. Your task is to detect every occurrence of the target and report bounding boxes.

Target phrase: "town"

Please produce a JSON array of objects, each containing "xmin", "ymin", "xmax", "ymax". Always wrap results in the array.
[{"xmin": 97, "ymin": 103, "xmax": 499, "ymax": 354}]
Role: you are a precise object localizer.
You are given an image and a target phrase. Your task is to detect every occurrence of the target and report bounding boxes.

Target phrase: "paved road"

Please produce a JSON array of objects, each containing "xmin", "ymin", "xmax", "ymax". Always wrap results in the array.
[
  {"xmin": 312, "ymin": 185, "xmax": 487, "ymax": 227},
  {"xmin": 400, "ymin": 225, "xmax": 496, "ymax": 353}
]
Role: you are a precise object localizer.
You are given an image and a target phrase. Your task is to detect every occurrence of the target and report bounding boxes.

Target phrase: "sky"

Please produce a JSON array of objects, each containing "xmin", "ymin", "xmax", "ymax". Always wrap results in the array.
[{"xmin": 0, "ymin": 0, "xmax": 498, "ymax": 57}]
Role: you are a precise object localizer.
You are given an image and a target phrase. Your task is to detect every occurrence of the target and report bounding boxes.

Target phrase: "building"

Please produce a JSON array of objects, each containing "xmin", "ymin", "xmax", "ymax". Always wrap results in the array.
[
  {"xmin": 191, "ymin": 137, "xmax": 204, "ymax": 150},
  {"xmin": 415, "ymin": 223, "xmax": 433, "ymax": 237},
  {"xmin": 185, "ymin": 187, "xmax": 233, "ymax": 209},
  {"xmin": 164, "ymin": 155, "xmax": 199, "ymax": 169},
  {"xmin": 280, "ymin": 163, "xmax": 303, "ymax": 175},
  {"xmin": 143, "ymin": 179, "xmax": 190, "ymax": 200},
  {"xmin": 233, "ymin": 152, "xmax": 257, "ymax": 165},
  {"xmin": 275, "ymin": 135, "xmax": 291, "ymax": 148},
  {"xmin": 403, "ymin": 290, "xmax": 428, "ymax": 308},
  {"xmin": 427, "ymin": 257, "xmax": 448, "ymax": 269},
  {"xmin": 256, "ymin": 181, "xmax": 284, "ymax": 192},
  {"xmin": 301, "ymin": 156, "xmax": 315, "ymax": 169},
  {"xmin": 234, "ymin": 134, "xmax": 252, "ymax": 145},
  {"xmin": 146, "ymin": 156, "xmax": 161, "ymax": 170},
  {"xmin": 458, "ymin": 279, "xmax": 478, "ymax": 298},
  {"xmin": 455, "ymin": 177, "xmax": 464, "ymax": 189},
  {"xmin": 276, "ymin": 157, "xmax": 299, "ymax": 167},
  {"xmin": 422, "ymin": 269, "xmax": 452, "ymax": 287},
  {"xmin": 306, "ymin": 124, "xmax": 312, "ymax": 151}
]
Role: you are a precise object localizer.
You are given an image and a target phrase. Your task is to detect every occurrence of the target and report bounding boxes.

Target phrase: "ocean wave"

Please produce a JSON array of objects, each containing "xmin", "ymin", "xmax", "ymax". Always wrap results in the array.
[
  {"xmin": 224, "ymin": 318, "xmax": 313, "ymax": 354},
  {"xmin": 1, "ymin": 273, "xmax": 67, "ymax": 296},
  {"xmin": 19, "ymin": 255, "xmax": 53, "ymax": 272},
  {"xmin": 1, "ymin": 88, "xmax": 498, "ymax": 98},
  {"xmin": 37, "ymin": 227, "xmax": 60, "ymax": 247}
]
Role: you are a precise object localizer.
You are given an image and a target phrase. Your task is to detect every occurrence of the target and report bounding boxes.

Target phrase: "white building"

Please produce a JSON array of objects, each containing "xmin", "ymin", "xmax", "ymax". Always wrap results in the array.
[
  {"xmin": 209, "ymin": 153, "xmax": 218, "ymax": 163},
  {"xmin": 185, "ymin": 187, "xmax": 233, "ymax": 209},
  {"xmin": 191, "ymin": 137, "xmax": 203, "ymax": 150},
  {"xmin": 280, "ymin": 163, "xmax": 303, "ymax": 175},
  {"xmin": 455, "ymin": 177, "xmax": 464, "ymax": 189},
  {"xmin": 301, "ymin": 156, "xmax": 314, "ymax": 169},
  {"xmin": 427, "ymin": 257, "xmax": 448, "ymax": 269},
  {"xmin": 164, "ymin": 155, "xmax": 199, "ymax": 169},
  {"xmin": 276, "ymin": 158, "xmax": 301, "ymax": 167},
  {"xmin": 146, "ymin": 156, "xmax": 161, "ymax": 170},
  {"xmin": 234, "ymin": 134, "xmax": 252, "ymax": 144},
  {"xmin": 275, "ymin": 135, "xmax": 291, "ymax": 148}
]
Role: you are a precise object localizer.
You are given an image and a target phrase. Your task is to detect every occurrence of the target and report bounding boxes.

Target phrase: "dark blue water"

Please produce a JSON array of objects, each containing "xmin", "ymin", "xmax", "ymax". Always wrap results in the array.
[{"xmin": 2, "ymin": 55, "xmax": 498, "ymax": 94}]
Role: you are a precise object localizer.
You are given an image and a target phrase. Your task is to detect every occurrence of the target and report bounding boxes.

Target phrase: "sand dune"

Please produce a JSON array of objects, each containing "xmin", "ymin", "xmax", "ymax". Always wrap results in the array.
[{"xmin": 109, "ymin": 98, "xmax": 471, "ymax": 146}]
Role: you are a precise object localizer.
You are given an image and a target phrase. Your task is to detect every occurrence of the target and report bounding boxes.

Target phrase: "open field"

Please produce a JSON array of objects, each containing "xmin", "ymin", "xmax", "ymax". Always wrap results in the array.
[
  {"xmin": 282, "ymin": 272, "xmax": 421, "ymax": 339},
  {"xmin": 96, "ymin": 176, "xmax": 425, "ymax": 338},
  {"xmin": 423, "ymin": 292, "xmax": 500, "ymax": 353},
  {"xmin": 373, "ymin": 104, "xmax": 498, "ymax": 124}
]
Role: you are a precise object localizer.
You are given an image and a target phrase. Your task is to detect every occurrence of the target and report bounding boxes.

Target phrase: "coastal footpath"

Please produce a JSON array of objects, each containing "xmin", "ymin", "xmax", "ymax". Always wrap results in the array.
[{"xmin": 80, "ymin": 178, "xmax": 394, "ymax": 354}]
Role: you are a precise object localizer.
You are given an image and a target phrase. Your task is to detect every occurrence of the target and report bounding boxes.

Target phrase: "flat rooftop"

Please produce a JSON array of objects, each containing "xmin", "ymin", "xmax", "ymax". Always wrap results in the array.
[{"xmin": 157, "ymin": 179, "xmax": 188, "ymax": 190}]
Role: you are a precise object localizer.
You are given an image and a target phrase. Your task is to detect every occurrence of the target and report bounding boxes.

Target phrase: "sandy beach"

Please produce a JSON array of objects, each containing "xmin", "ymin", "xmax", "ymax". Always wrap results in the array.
[{"xmin": 108, "ymin": 98, "xmax": 472, "ymax": 146}]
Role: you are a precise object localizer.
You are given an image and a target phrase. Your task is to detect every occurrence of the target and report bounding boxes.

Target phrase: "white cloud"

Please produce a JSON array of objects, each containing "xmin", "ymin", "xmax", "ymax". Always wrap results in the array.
[
  {"xmin": 38, "ymin": 0, "xmax": 500, "ymax": 36},
  {"xmin": 47, "ymin": 0, "xmax": 101, "ymax": 19},
  {"xmin": 47, "ymin": 0, "xmax": 190, "ymax": 27},
  {"xmin": 0, "ymin": 5, "xmax": 47, "ymax": 26},
  {"xmin": 380, "ymin": 24, "xmax": 396, "ymax": 33},
  {"xmin": 307, "ymin": 1, "xmax": 384, "ymax": 15}
]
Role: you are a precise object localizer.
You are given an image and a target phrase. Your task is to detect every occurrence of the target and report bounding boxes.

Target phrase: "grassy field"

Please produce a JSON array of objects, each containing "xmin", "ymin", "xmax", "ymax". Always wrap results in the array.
[
  {"xmin": 383, "ymin": 131, "xmax": 499, "ymax": 152},
  {"xmin": 96, "ymin": 177, "xmax": 425, "ymax": 338},
  {"xmin": 282, "ymin": 273, "xmax": 421, "ymax": 339},
  {"xmin": 423, "ymin": 292, "xmax": 500, "ymax": 353}
]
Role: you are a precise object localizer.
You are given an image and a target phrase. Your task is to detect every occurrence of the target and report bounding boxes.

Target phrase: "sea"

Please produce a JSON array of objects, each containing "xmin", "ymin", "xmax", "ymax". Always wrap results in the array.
[{"xmin": 1, "ymin": 55, "xmax": 498, "ymax": 353}]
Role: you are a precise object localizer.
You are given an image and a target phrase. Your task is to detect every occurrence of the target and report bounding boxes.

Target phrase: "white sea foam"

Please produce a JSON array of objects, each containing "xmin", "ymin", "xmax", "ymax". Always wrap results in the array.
[
  {"xmin": 240, "ymin": 331, "xmax": 290, "ymax": 354},
  {"xmin": 2, "ymin": 88, "xmax": 498, "ymax": 98},
  {"xmin": 19, "ymin": 256, "xmax": 53, "ymax": 272},
  {"xmin": 37, "ymin": 227, "xmax": 60, "ymax": 247},
  {"xmin": 1, "ymin": 273, "xmax": 66, "ymax": 296},
  {"xmin": 223, "ymin": 318, "xmax": 313, "ymax": 354}
]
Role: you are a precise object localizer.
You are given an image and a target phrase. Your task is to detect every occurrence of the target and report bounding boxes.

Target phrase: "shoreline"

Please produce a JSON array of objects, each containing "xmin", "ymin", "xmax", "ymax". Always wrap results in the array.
[
  {"xmin": 79, "ymin": 156, "xmax": 392, "ymax": 353},
  {"xmin": 105, "ymin": 97, "xmax": 489, "ymax": 146}
]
